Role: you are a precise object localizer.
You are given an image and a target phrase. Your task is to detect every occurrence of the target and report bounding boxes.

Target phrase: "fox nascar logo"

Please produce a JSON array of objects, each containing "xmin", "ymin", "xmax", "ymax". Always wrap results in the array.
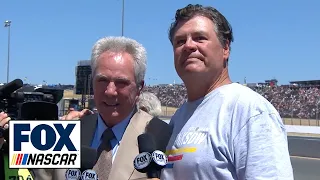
[
  {"xmin": 9, "ymin": 120, "xmax": 81, "ymax": 168},
  {"xmin": 81, "ymin": 169, "xmax": 98, "ymax": 180},
  {"xmin": 152, "ymin": 150, "xmax": 168, "ymax": 166},
  {"xmin": 65, "ymin": 169, "xmax": 81, "ymax": 180},
  {"xmin": 133, "ymin": 152, "xmax": 152, "ymax": 170}
]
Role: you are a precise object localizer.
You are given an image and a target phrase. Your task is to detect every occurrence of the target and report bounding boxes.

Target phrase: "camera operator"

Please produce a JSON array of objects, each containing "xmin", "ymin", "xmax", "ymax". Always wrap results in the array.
[
  {"xmin": 0, "ymin": 112, "xmax": 34, "ymax": 180},
  {"xmin": 0, "ymin": 112, "xmax": 10, "ymax": 149}
]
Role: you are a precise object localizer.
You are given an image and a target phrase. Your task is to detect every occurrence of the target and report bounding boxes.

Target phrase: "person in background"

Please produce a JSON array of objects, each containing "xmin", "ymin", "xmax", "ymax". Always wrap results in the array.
[
  {"xmin": 0, "ymin": 112, "xmax": 34, "ymax": 180},
  {"xmin": 160, "ymin": 4, "xmax": 293, "ymax": 180},
  {"xmin": 34, "ymin": 36, "xmax": 171, "ymax": 180},
  {"xmin": 137, "ymin": 92, "xmax": 162, "ymax": 117},
  {"xmin": 59, "ymin": 108, "xmax": 93, "ymax": 120},
  {"xmin": 0, "ymin": 112, "xmax": 10, "ymax": 151}
]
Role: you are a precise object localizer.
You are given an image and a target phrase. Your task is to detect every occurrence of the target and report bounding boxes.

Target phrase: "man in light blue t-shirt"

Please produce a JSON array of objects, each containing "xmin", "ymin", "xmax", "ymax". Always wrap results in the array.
[{"xmin": 161, "ymin": 4, "xmax": 294, "ymax": 180}]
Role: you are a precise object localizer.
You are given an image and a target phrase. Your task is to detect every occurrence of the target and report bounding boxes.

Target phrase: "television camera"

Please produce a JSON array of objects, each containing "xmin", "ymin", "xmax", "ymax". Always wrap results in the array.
[{"xmin": 0, "ymin": 79, "xmax": 64, "ymax": 151}]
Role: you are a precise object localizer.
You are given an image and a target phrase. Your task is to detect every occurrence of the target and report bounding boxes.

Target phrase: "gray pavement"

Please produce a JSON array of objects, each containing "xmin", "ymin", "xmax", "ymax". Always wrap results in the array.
[
  {"xmin": 288, "ymin": 136, "xmax": 320, "ymax": 158},
  {"xmin": 291, "ymin": 156, "xmax": 320, "ymax": 180},
  {"xmin": 288, "ymin": 136, "xmax": 320, "ymax": 179}
]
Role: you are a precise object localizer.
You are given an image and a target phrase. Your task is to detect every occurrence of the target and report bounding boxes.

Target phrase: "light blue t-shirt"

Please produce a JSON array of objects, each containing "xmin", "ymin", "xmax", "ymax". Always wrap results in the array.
[{"xmin": 161, "ymin": 83, "xmax": 294, "ymax": 180}]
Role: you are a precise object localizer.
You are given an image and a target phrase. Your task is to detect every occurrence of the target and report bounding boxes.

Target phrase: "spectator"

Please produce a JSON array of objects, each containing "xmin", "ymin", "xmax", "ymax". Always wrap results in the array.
[
  {"xmin": 144, "ymin": 84, "xmax": 187, "ymax": 108},
  {"xmin": 137, "ymin": 92, "xmax": 162, "ymax": 117},
  {"xmin": 141, "ymin": 84, "xmax": 320, "ymax": 119},
  {"xmin": 0, "ymin": 112, "xmax": 10, "ymax": 150}
]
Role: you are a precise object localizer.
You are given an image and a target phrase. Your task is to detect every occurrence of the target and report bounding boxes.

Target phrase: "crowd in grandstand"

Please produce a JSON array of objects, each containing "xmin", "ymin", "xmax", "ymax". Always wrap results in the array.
[
  {"xmin": 144, "ymin": 84, "xmax": 187, "ymax": 108},
  {"xmin": 144, "ymin": 83, "xmax": 320, "ymax": 119},
  {"xmin": 2, "ymin": 81, "xmax": 320, "ymax": 119}
]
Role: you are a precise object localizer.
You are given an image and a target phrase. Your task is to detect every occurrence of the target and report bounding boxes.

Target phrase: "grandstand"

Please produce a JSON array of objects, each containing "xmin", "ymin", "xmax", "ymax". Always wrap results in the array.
[
  {"xmin": 58, "ymin": 76, "xmax": 320, "ymax": 126},
  {"xmin": 142, "ymin": 79, "xmax": 320, "ymax": 126},
  {"xmin": 289, "ymin": 80, "xmax": 320, "ymax": 87}
]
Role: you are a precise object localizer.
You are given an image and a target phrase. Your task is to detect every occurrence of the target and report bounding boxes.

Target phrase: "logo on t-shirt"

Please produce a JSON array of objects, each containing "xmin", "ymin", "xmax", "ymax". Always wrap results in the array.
[
  {"xmin": 174, "ymin": 127, "xmax": 208, "ymax": 146},
  {"xmin": 165, "ymin": 127, "xmax": 209, "ymax": 169}
]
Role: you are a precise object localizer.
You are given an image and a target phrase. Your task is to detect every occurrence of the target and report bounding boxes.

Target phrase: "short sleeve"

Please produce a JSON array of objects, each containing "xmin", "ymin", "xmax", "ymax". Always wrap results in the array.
[{"xmin": 233, "ymin": 112, "xmax": 294, "ymax": 180}]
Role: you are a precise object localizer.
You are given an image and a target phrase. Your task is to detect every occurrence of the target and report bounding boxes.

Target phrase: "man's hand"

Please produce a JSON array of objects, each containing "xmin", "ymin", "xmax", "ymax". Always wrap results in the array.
[
  {"xmin": 60, "ymin": 109, "xmax": 94, "ymax": 120},
  {"xmin": 0, "ymin": 112, "xmax": 10, "ymax": 148}
]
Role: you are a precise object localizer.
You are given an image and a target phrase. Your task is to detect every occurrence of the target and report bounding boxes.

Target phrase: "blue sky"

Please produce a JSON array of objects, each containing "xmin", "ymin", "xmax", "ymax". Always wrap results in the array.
[{"xmin": 1, "ymin": 0, "xmax": 320, "ymax": 85}]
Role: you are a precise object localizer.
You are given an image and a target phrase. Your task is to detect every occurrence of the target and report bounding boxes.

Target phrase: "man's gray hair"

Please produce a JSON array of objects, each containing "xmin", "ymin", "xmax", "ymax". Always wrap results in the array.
[
  {"xmin": 91, "ymin": 36, "xmax": 147, "ymax": 85},
  {"xmin": 137, "ymin": 92, "xmax": 162, "ymax": 117}
]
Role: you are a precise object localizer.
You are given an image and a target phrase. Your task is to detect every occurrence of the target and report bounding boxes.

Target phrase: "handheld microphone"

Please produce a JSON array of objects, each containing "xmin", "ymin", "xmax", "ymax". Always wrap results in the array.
[
  {"xmin": 64, "ymin": 146, "xmax": 98, "ymax": 180},
  {"xmin": 0, "ymin": 79, "xmax": 23, "ymax": 97},
  {"xmin": 133, "ymin": 133, "xmax": 168, "ymax": 178}
]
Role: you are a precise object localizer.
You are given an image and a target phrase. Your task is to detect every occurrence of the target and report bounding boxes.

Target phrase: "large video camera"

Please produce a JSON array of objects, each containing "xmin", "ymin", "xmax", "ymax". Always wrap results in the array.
[
  {"xmin": 0, "ymin": 79, "xmax": 63, "ymax": 120},
  {"xmin": 0, "ymin": 79, "xmax": 64, "ymax": 152}
]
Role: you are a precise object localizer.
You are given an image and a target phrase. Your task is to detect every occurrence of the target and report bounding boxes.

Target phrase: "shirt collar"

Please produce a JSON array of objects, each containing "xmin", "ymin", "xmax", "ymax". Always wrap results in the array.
[{"xmin": 97, "ymin": 110, "xmax": 134, "ymax": 142}]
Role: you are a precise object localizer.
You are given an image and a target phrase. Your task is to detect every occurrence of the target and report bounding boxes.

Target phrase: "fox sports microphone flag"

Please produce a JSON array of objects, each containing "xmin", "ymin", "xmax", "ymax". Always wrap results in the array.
[{"xmin": 9, "ymin": 120, "xmax": 81, "ymax": 169}]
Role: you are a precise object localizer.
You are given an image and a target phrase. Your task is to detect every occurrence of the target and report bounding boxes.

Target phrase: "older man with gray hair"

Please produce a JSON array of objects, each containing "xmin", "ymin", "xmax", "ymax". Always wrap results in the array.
[
  {"xmin": 137, "ymin": 92, "xmax": 162, "ymax": 117},
  {"xmin": 31, "ymin": 36, "xmax": 171, "ymax": 180}
]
